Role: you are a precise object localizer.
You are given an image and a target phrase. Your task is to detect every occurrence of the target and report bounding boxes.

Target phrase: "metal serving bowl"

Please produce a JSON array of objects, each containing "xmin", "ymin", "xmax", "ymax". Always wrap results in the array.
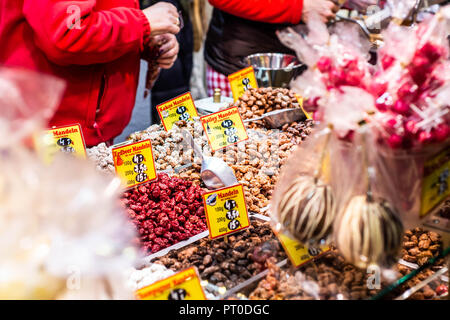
[{"xmin": 243, "ymin": 53, "xmax": 306, "ymax": 88}]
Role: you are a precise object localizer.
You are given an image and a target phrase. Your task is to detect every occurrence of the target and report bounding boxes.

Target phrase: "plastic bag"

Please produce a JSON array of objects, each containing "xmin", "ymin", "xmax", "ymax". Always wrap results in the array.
[
  {"xmin": 0, "ymin": 68, "xmax": 139, "ymax": 299},
  {"xmin": 331, "ymin": 128, "xmax": 405, "ymax": 269}
]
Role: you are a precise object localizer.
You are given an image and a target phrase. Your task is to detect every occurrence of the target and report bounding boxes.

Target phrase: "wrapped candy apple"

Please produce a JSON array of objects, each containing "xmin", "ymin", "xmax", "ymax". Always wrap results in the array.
[
  {"xmin": 278, "ymin": 15, "xmax": 373, "ymax": 120},
  {"xmin": 333, "ymin": 130, "xmax": 404, "ymax": 269},
  {"xmin": 271, "ymin": 125, "xmax": 337, "ymax": 245}
]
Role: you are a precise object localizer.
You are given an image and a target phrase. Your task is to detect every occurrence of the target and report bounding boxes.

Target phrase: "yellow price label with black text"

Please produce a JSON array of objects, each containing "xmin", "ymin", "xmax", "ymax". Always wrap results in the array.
[
  {"xmin": 35, "ymin": 124, "xmax": 87, "ymax": 164},
  {"xmin": 112, "ymin": 140, "xmax": 157, "ymax": 189},
  {"xmin": 276, "ymin": 232, "xmax": 330, "ymax": 268},
  {"xmin": 200, "ymin": 107, "xmax": 249, "ymax": 152},
  {"xmin": 203, "ymin": 184, "xmax": 250, "ymax": 240},
  {"xmin": 156, "ymin": 92, "xmax": 199, "ymax": 131},
  {"xmin": 420, "ymin": 148, "xmax": 450, "ymax": 217},
  {"xmin": 295, "ymin": 94, "xmax": 312, "ymax": 120},
  {"xmin": 228, "ymin": 66, "xmax": 258, "ymax": 101},
  {"xmin": 135, "ymin": 267, "xmax": 206, "ymax": 300}
]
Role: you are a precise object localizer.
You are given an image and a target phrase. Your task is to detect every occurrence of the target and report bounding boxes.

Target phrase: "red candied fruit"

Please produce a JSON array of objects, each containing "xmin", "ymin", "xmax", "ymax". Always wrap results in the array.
[{"xmin": 122, "ymin": 173, "xmax": 206, "ymax": 253}]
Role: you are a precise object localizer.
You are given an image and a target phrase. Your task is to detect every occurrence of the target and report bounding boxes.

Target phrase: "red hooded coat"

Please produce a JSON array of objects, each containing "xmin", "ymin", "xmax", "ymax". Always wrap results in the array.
[{"xmin": 0, "ymin": 0, "xmax": 151, "ymax": 146}]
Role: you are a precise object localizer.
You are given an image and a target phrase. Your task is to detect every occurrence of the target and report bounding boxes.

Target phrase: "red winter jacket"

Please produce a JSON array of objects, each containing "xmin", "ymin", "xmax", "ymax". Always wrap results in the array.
[
  {"xmin": 208, "ymin": 0, "xmax": 304, "ymax": 25},
  {"xmin": 0, "ymin": 0, "xmax": 151, "ymax": 146}
]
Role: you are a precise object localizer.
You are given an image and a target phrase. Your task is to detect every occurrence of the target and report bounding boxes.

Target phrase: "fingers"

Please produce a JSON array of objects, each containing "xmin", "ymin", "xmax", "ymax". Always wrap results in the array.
[
  {"xmin": 326, "ymin": 1, "xmax": 338, "ymax": 16},
  {"xmin": 331, "ymin": 3, "xmax": 341, "ymax": 13},
  {"xmin": 159, "ymin": 36, "xmax": 178, "ymax": 56},
  {"xmin": 143, "ymin": 2, "xmax": 181, "ymax": 36},
  {"xmin": 152, "ymin": 33, "xmax": 179, "ymax": 69},
  {"xmin": 159, "ymin": 46, "xmax": 179, "ymax": 61},
  {"xmin": 164, "ymin": 3, "xmax": 179, "ymax": 18},
  {"xmin": 166, "ymin": 23, "xmax": 181, "ymax": 35}
]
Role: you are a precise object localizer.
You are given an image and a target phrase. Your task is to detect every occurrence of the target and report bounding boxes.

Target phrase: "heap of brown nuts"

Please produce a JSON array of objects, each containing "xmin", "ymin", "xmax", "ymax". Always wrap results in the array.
[
  {"xmin": 393, "ymin": 267, "xmax": 445, "ymax": 300},
  {"xmin": 401, "ymin": 228, "xmax": 442, "ymax": 266},
  {"xmin": 234, "ymin": 88, "xmax": 302, "ymax": 129},
  {"xmin": 152, "ymin": 220, "xmax": 287, "ymax": 289},
  {"xmin": 282, "ymin": 119, "xmax": 315, "ymax": 145}
]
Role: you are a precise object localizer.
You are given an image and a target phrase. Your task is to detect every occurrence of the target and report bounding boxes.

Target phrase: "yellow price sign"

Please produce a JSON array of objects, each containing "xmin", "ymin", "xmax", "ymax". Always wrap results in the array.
[
  {"xmin": 420, "ymin": 148, "xmax": 450, "ymax": 217},
  {"xmin": 228, "ymin": 66, "xmax": 258, "ymax": 101},
  {"xmin": 135, "ymin": 267, "xmax": 206, "ymax": 300},
  {"xmin": 200, "ymin": 106, "xmax": 249, "ymax": 152},
  {"xmin": 203, "ymin": 184, "xmax": 250, "ymax": 240},
  {"xmin": 156, "ymin": 92, "xmax": 199, "ymax": 131},
  {"xmin": 112, "ymin": 139, "xmax": 157, "ymax": 189},
  {"xmin": 35, "ymin": 124, "xmax": 87, "ymax": 164},
  {"xmin": 276, "ymin": 232, "xmax": 330, "ymax": 268},
  {"xmin": 295, "ymin": 94, "xmax": 312, "ymax": 120}
]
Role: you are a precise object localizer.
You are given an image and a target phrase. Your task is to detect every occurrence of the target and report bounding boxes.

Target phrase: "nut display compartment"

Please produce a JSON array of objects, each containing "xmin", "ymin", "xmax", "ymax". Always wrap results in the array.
[{"xmin": 147, "ymin": 215, "xmax": 287, "ymax": 298}]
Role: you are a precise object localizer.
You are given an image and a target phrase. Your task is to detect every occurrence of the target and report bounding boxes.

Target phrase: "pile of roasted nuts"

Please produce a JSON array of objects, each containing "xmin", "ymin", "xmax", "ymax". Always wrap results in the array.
[
  {"xmin": 392, "ymin": 268, "xmax": 446, "ymax": 300},
  {"xmin": 128, "ymin": 120, "xmax": 211, "ymax": 171},
  {"xmin": 249, "ymin": 248, "xmax": 380, "ymax": 300},
  {"xmin": 395, "ymin": 228, "xmax": 447, "ymax": 300},
  {"xmin": 121, "ymin": 173, "xmax": 207, "ymax": 253},
  {"xmin": 400, "ymin": 228, "xmax": 442, "ymax": 266},
  {"xmin": 235, "ymin": 88, "xmax": 302, "ymax": 129},
  {"xmin": 438, "ymin": 200, "xmax": 450, "ymax": 219},
  {"xmin": 153, "ymin": 220, "xmax": 287, "ymax": 289},
  {"xmin": 282, "ymin": 119, "xmax": 315, "ymax": 145}
]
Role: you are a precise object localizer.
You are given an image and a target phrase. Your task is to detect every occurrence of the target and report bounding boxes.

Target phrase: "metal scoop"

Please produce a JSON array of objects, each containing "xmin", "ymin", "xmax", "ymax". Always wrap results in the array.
[
  {"xmin": 243, "ymin": 108, "xmax": 306, "ymax": 129},
  {"xmin": 181, "ymin": 129, "xmax": 238, "ymax": 190}
]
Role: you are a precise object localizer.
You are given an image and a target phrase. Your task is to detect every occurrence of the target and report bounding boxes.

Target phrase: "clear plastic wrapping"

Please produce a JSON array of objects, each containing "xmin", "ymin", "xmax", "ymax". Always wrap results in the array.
[
  {"xmin": 0, "ymin": 68, "xmax": 139, "ymax": 299},
  {"xmin": 272, "ymin": 7, "xmax": 450, "ymax": 256}
]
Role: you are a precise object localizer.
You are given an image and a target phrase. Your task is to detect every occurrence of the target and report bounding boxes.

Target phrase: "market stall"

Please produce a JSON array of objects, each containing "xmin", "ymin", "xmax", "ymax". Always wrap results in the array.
[{"xmin": 0, "ymin": 0, "xmax": 449, "ymax": 302}]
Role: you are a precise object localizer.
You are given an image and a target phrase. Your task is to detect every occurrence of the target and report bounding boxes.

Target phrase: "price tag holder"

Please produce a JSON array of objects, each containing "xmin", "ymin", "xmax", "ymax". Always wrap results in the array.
[
  {"xmin": 420, "ymin": 148, "xmax": 450, "ymax": 217},
  {"xmin": 228, "ymin": 66, "xmax": 259, "ymax": 101},
  {"xmin": 295, "ymin": 94, "xmax": 312, "ymax": 120},
  {"xmin": 200, "ymin": 106, "xmax": 249, "ymax": 152},
  {"xmin": 276, "ymin": 232, "xmax": 330, "ymax": 268},
  {"xmin": 203, "ymin": 184, "xmax": 250, "ymax": 240},
  {"xmin": 112, "ymin": 139, "xmax": 157, "ymax": 189},
  {"xmin": 156, "ymin": 92, "xmax": 199, "ymax": 131},
  {"xmin": 35, "ymin": 124, "xmax": 87, "ymax": 164},
  {"xmin": 135, "ymin": 267, "xmax": 206, "ymax": 300}
]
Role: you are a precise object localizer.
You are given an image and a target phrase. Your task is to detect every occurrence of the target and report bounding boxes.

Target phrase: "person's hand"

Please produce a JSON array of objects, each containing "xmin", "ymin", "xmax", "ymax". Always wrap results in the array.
[
  {"xmin": 151, "ymin": 33, "xmax": 179, "ymax": 69},
  {"xmin": 302, "ymin": 0, "xmax": 339, "ymax": 23},
  {"xmin": 143, "ymin": 2, "xmax": 180, "ymax": 36}
]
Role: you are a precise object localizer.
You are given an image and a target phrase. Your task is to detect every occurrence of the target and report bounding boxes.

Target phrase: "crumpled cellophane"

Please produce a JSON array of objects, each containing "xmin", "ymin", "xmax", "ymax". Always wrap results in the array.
[
  {"xmin": 0, "ymin": 67, "xmax": 139, "ymax": 299},
  {"xmin": 270, "ymin": 124, "xmax": 345, "ymax": 245}
]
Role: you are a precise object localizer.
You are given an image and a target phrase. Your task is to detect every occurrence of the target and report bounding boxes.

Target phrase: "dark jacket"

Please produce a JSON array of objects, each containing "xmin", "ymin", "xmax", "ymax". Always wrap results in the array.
[{"xmin": 204, "ymin": 8, "xmax": 299, "ymax": 76}]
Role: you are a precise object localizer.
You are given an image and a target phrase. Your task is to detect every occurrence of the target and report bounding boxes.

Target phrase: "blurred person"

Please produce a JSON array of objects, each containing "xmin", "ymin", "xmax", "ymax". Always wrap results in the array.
[
  {"xmin": 204, "ymin": 0, "xmax": 340, "ymax": 97},
  {"xmin": 141, "ymin": 0, "xmax": 194, "ymax": 125},
  {"xmin": 0, "ymin": 1, "xmax": 180, "ymax": 147}
]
